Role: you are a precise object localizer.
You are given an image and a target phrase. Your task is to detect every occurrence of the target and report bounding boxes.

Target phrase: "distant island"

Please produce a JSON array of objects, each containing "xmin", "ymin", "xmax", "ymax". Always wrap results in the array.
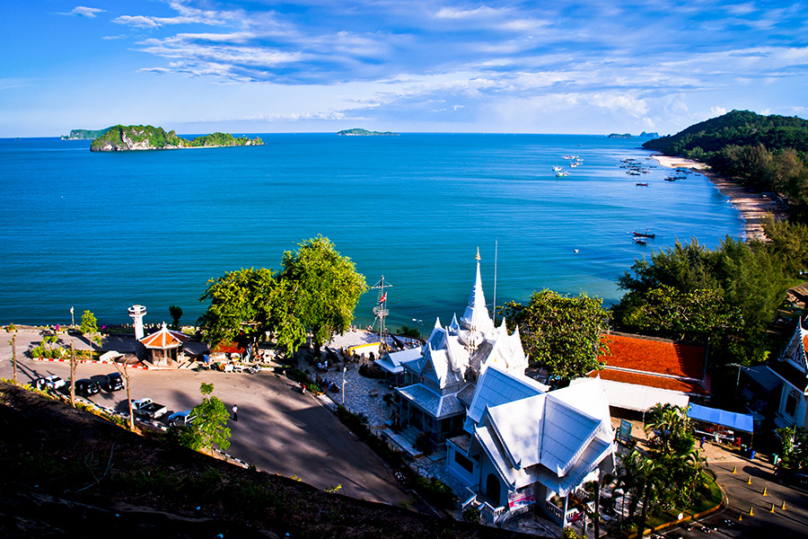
[
  {"xmin": 90, "ymin": 125, "xmax": 264, "ymax": 152},
  {"xmin": 337, "ymin": 128, "xmax": 399, "ymax": 137},
  {"xmin": 61, "ymin": 127, "xmax": 113, "ymax": 140},
  {"xmin": 607, "ymin": 131, "xmax": 659, "ymax": 139}
]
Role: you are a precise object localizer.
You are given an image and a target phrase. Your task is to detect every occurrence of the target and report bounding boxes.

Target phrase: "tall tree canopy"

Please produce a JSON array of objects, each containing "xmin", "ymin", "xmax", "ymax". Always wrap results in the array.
[
  {"xmin": 501, "ymin": 289, "xmax": 609, "ymax": 383},
  {"xmin": 199, "ymin": 267, "xmax": 281, "ymax": 355},
  {"xmin": 280, "ymin": 236, "xmax": 368, "ymax": 354},
  {"xmin": 612, "ymin": 237, "xmax": 788, "ymax": 366},
  {"xmin": 198, "ymin": 237, "xmax": 366, "ymax": 356}
]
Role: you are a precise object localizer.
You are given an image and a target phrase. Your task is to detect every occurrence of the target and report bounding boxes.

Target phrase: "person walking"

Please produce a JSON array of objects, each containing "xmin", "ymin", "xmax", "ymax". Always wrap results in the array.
[{"xmin": 232, "ymin": 404, "xmax": 239, "ymax": 422}]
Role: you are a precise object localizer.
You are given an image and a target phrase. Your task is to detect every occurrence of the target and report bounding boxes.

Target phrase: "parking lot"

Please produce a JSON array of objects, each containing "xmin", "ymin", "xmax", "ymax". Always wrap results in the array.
[{"xmin": 0, "ymin": 332, "xmax": 410, "ymax": 506}]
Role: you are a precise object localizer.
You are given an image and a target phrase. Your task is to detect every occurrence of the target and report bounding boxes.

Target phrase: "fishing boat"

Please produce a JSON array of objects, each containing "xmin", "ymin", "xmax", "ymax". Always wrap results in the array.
[
  {"xmin": 633, "ymin": 229, "xmax": 655, "ymax": 238},
  {"xmin": 556, "ymin": 171, "xmax": 570, "ymax": 177},
  {"xmin": 633, "ymin": 237, "xmax": 647, "ymax": 245},
  {"xmin": 635, "ymin": 182, "xmax": 648, "ymax": 186},
  {"xmin": 552, "ymin": 166, "xmax": 563, "ymax": 172}
]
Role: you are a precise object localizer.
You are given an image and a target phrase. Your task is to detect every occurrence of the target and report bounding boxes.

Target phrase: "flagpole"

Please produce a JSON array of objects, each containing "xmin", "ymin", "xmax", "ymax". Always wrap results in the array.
[{"xmin": 493, "ymin": 240, "xmax": 498, "ymax": 326}]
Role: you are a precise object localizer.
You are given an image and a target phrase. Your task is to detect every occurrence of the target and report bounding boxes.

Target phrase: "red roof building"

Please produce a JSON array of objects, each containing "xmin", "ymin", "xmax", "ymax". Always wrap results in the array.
[{"xmin": 582, "ymin": 333, "xmax": 710, "ymax": 412}]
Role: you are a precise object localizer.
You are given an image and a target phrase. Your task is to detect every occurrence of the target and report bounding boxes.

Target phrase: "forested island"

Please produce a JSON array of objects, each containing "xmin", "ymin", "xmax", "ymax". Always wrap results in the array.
[
  {"xmin": 90, "ymin": 125, "xmax": 264, "ymax": 152},
  {"xmin": 61, "ymin": 127, "xmax": 112, "ymax": 140},
  {"xmin": 644, "ymin": 110, "xmax": 808, "ymax": 220},
  {"xmin": 337, "ymin": 128, "xmax": 399, "ymax": 136},
  {"xmin": 607, "ymin": 131, "xmax": 659, "ymax": 139}
]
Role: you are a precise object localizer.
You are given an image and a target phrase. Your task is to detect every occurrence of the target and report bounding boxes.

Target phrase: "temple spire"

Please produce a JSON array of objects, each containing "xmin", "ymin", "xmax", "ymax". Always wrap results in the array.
[{"xmin": 459, "ymin": 247, "xmax": 494, "ymax": 334}]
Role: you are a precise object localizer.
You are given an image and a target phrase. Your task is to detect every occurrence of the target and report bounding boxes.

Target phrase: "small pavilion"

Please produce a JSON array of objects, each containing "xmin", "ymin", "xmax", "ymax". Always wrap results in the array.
[{"xmin": 140, "ymin": 322, "xmax": 190, "ymax": 366}]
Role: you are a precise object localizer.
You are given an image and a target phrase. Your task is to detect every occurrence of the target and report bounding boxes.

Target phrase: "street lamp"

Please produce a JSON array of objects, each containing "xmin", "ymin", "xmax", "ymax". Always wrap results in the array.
[
  {"xmin": 342, "ymin": 366, "xmax": 347, "ymax": 406},
  {"xmin": 726, "ymin": 363, "xmax": 744, "ymax": 398}
]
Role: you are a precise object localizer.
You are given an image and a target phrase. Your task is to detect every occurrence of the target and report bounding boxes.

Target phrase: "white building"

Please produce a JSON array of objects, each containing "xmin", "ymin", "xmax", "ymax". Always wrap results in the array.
[{"xmin": 768, "ymin": 318, "xmax": 808, "ymax": 429}]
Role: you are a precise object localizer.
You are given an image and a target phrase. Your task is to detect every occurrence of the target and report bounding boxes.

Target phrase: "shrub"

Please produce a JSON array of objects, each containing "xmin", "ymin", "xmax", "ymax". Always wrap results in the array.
[
  {"xmin": 462, "ymin": 507, "xmax": 481, "ymax": 523},
  {"xmin": 413, "ymin": 476, "xmax": 458, "ymax": 509}
]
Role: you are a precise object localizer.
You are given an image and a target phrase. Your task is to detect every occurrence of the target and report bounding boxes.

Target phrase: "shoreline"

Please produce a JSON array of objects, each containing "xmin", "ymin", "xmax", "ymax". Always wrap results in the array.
[{"xmin": 651, "ymin": 154, "xmax": 785, "ymax": 241}]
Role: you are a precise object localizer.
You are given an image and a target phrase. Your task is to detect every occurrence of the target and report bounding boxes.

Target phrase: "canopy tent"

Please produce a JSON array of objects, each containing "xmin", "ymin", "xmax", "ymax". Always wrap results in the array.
[
  {"xmin": 577, "ymin": 378, "xmax": 690, "ymax": 412},
  {"xmin": 688, "ymin": 403, "xmax": 754, "ymax": 434}
]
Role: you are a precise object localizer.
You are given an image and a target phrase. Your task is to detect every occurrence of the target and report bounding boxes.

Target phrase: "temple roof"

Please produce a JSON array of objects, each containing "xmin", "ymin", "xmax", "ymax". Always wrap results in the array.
[{"xmin": 459, "ymin": 251, "xmax": 494, "ymax": 334}]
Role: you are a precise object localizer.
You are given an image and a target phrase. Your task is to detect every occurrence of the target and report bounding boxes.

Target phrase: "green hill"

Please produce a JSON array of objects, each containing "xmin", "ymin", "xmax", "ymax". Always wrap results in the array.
[
  {"xmin": 90, "ymin": 125, "xmax": 264, "ymax": 152},
  {"xmin": 61, "ymin": 127, "xmax": 113, "ymax": 140},
  {"xmin": 642, "ymin": 110, "xmax": 808, "ymax": 156},
  {"xmin": 337, "ymin": 128, "xmax": 399, "ymax": 136}
]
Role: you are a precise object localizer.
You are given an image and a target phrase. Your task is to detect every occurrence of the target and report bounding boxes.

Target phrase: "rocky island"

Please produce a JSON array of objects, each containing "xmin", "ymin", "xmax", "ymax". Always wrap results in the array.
[
  {"xmin": 61, "ymin": 127, "xmax": 112, "ymax": 140},
  {"xmin": 90, "ymin": 125, "xmax": 264, "ymax": 152},
  {"xmin": 337, "ymin": 128, "xmax": 399, "ymax": 136}
]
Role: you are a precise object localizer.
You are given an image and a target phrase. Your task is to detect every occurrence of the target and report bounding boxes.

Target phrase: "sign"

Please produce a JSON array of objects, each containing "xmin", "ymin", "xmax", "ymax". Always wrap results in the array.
[
  {"xmin": 618, "ymin": 419, "xmax": 633, "ymax": 442},
  {"xmin": 508, "ymin": 486, "xmax": 536, "ymax": 510}
]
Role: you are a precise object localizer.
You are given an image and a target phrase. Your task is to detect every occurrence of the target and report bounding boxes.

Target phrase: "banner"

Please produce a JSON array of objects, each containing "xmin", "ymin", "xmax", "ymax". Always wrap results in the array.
[{"xmin": 508, "ymin": 486, "xmax": 536, "ymax": 509}]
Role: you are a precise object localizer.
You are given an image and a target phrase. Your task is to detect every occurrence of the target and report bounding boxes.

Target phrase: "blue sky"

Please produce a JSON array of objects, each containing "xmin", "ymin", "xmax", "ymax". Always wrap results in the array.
[{"xmin": 2, "ymin": 0, "xmax": 807, "ymax": 137}]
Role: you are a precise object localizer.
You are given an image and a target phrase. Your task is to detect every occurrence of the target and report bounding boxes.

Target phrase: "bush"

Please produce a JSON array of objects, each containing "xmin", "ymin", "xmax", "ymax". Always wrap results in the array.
[
  {"xmin": 413, "ymin": 476, "xmax": 458, "ymax": 509},
  {"xmin": 288, "ymin": 368, "xmax": 323, "ymax": 394},
  {"xmin": 462, "ymin": 507, "xmax": 481, "ymax": 523}
]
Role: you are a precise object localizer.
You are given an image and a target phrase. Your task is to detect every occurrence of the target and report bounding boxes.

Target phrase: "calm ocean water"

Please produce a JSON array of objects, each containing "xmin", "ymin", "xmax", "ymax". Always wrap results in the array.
[{"xmin": 0, "ymin": 134, "xmax": 743, "ymax": 331}]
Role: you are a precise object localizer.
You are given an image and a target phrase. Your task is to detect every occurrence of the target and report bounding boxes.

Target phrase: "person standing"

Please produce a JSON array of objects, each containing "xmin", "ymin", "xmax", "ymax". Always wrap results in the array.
[{"xmin": 232, "ymin": 404, "xmax": 239, "ymax": 422}]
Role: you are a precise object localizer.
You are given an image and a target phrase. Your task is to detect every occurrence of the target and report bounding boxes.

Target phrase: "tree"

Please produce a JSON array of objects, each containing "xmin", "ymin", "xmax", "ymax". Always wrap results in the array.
[
  {"xmin": 279, "ymin": 236, "xmax": 368, "ymax": 356},
  {"xmin": 168, "ymin": 305, "xmax": 183, "ymax": 329},
  {"xmin": 776, "ymin": 426, "xmax": 808, "ymax": 470},
  {"xmin": 178, "ymin": 383, "xmax": 231, "ymax": 452},
  {"xmin": 199, "ymin": 267, "xmax": 285, "ymax": 357},
  {"xmin": 113, "ymin": 359, "xmax": 135, "ymax": 432},
  {"xmin": 80, "ymin": 310, "xmax": 101, "ymax": 349},
  {"xmin": 501, "ymin": 289, "xmax": 609, "ymax": 382},
  {"xmin": 69, "ymin": 340, "xmax": 78, "ymax": 408}
]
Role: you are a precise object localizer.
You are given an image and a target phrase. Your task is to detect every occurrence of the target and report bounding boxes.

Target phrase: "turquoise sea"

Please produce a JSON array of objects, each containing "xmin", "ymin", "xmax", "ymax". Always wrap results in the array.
[{"xmin": 0, "ymin": 134, "xmax": 743, "ymax": 330}]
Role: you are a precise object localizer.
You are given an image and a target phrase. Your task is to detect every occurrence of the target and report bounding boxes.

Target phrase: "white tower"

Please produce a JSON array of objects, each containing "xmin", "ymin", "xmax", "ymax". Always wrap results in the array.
[{"xmin": 128, "ymin": 304, "xmax": 147, "ymax": 340}]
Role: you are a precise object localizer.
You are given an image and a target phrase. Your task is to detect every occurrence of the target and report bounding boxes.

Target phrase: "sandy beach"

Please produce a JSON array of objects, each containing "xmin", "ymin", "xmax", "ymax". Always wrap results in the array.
[{"xmin": 651, "ymin": 154, "xmax": 785, "ymax": 241}]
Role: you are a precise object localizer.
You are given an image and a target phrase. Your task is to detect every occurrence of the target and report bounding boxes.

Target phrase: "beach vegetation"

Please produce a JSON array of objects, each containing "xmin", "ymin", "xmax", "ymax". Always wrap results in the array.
[
  {"xmin": 279, "ymin": 236, "xmax": 368, "ymax": 356},
  {"xmin": 612, "ymin": 237, "xmax": 790, "ymax": 368},
  {"xmin": 168, "ymin": 305, "xmax": 183, "ymax": 329},
  {"xmin": 199, "ymin": 237, "xmax": 366, "ymax": 357},
  {"xmin": 501, "ymin": 289, "xmax": 609, "ymax": 383}
]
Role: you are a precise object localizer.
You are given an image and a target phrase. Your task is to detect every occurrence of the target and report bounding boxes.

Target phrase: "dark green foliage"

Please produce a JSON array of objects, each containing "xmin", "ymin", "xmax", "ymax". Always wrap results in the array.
[
  {"xmin": 776, "ymin": 426, "xmax": 808, "ymax": 470},
  {"xmin": 62, "ymin": 127, "xmax": 113, "ymax": 140},
  {"xmin": 168, "ymin": 305, "xmax": 183, "ymax": 329},
  {"xmin": 337, "ymin": 128, "xmax": 399, "ymax": 136},
  {"xmin": 612, "ymin": 237, "xmax": 789, "ymax": 367},
  {"xmin": 288, "ymin": 368, "xmax": 322, "ymax": 394},
  {"xmin": 179, "ymin": 383, "xmax": 231, "ymax": 452},
  {"xmin": 501, "ymin": 289, "xmax": 609, "ymax": 382},
  {"xmin": 413, "ymin": 476, "xmax": 459, "ymax": 509},
  {"xmin": 397, "ymin": 324, "xmax": 422, "ymax": 338}
]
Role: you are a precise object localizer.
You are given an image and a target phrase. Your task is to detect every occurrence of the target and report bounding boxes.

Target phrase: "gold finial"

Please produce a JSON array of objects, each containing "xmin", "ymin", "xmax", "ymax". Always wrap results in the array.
[{"xmin": 476, "ymin": 246, "xmax": 480, "ymax": 261}]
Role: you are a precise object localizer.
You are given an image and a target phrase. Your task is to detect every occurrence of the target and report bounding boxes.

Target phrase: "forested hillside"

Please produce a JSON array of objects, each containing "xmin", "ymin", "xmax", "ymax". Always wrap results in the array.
[{"xmin": 644, "ymin": 110, "xmax": 808, "ymax": 220}]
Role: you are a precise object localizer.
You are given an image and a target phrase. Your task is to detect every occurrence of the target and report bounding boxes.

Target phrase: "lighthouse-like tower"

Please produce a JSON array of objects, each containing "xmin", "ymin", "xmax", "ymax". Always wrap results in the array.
[{"xmin": 128, "ymin": 304, "xmax": 147, "ymax": 340}]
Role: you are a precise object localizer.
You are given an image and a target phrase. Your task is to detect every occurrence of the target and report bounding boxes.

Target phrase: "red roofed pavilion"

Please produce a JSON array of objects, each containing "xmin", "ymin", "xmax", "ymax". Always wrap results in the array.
[{"xmin": 140, "ymin": 322, "xmax": 190, "ymax": 366}]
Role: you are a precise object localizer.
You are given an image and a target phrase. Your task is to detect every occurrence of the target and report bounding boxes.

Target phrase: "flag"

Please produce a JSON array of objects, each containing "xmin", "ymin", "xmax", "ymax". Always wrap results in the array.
[{"xmin": 379, "ymin": 292, "xmax": 387, "ymax": 304}]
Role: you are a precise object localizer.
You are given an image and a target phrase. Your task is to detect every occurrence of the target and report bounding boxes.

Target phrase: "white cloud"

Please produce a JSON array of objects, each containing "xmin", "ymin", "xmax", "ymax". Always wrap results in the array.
[
  {"xmin": 434, "ymin": 6, "xmax": 507, "ymax": 19},
  {"xmin": 63, "ymin": 6, "xmax": 105, "ymax": 18},
  {"xmin": 710, "ymin": 106, "xmax": 728, "ymax": 116}
]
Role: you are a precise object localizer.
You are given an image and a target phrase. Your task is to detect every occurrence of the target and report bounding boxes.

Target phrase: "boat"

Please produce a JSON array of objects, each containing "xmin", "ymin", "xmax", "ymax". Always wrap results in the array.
[
  {"xmin": 635, "ymin": 182, "xmax": 648, "ymax": 186},
  {"xmin": 633, "ymin": 237, "xmax": 647, "ymax": 245},
  {"xmin": 633, "ymin": 229, "xmax": 655, "ymax": 238},
  {"xmin": 553, "ymin": 166, "xmax": 562, "ymax": 172},
  {"xmin": 556, "ymin": 171, "xmax": 570, "ymax": 177}
]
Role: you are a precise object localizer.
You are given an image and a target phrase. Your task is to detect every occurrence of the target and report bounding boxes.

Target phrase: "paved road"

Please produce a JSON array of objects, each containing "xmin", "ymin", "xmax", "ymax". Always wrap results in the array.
[
  {"xmin": 0, "ymin": 332, "xmax": 410, "ymax": 506},
  {"xmin": 659, "ymin": 456, "xmax": 808, "ymax": 539}
]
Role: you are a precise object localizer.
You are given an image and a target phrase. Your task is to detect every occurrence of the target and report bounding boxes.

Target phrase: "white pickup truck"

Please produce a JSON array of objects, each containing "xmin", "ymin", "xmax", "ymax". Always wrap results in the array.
[{"xmin": 131, "ymin": 397, "xmax": 168, "ymax": 420}]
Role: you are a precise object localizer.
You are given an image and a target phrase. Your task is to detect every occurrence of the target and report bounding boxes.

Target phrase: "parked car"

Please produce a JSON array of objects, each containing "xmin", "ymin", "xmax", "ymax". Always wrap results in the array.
[
  {"xmin": 30, "ymin": 375, "xmax": 66, "ymax": 391},
  {"xmin": 166, "ymin": 410, "xmax": 196, "ymax": 427},
  {"xmin": 131, "ymin": 397, "xmax": 168, "ymax": 419},
  {"xmin": 75, "ymin": 378, "xmax": 100, "ymax": 397},
  {"xmin": 105, "ymin": 372, "xmax": 124, "ymax": 391}
]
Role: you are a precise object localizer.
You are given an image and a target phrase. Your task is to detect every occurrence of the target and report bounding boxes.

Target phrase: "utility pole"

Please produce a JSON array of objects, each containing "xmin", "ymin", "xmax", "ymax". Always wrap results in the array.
[
  {"xmin": 10, "ymin": 333, "xmax": 17, "ymax": 385},
  {"xmin": 492, "ymin": 240, "xmax": 498, "ymax": 325}
]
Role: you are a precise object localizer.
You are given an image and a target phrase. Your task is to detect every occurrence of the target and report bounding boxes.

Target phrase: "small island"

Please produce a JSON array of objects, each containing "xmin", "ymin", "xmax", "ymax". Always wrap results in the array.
[
  {"xmin": 90, "ymin": 125, "xmax": 264, "ymax": 152},
  {"xmin": 337, "ymin": 128, "xmax": 399, "ymax": 137},
  {"xmin": 62, "ymin": 127, "xmax": 113, "ymax": 140},
  {"xmin": 607, "ymin": 131, "xmax": 659, "ymax": 139}
]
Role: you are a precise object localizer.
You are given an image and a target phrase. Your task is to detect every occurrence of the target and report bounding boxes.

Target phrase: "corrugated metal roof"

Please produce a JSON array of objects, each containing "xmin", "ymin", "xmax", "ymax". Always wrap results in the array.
[
  {"xmin": 467, "ymin": 365, "xmax": 546, "ymax": 425},
  {"xmin": 396, "ymin": 383, "xmax": 465, "ymax": 419}
]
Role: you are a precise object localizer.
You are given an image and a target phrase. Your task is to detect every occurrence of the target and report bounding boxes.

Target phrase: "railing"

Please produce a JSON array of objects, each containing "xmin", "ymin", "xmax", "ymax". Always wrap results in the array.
[{"xmin": 480, "ymin": 502, "xmax": 507, "ymax": 523}]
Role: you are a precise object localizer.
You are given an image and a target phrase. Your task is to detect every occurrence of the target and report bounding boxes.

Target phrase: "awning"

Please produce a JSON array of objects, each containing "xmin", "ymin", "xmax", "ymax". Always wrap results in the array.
[
  {"xmin": 688, "ymin": 403, "xmax": 754, "ymax": 434},
  {"xmin": 581, "ymin": 378, "xmax": 690, "ymax": 412}
]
